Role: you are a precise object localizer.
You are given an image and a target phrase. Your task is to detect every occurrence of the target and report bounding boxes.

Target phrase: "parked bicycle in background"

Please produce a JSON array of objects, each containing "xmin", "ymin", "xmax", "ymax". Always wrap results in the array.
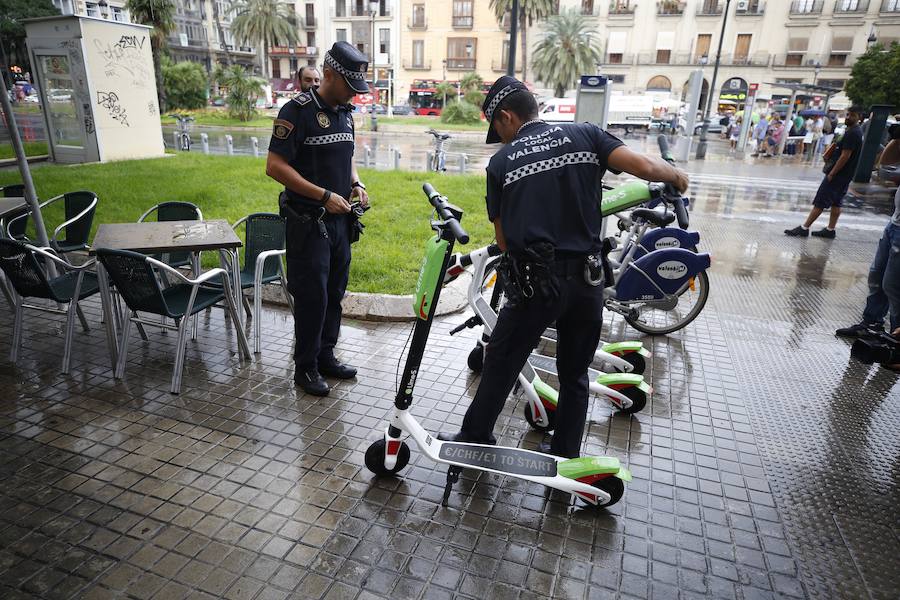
[
  {"xmin": 426, "ymin": 128, "xmax": 451, "ymax": 172},
  {"xmin": 169, "ymin": 114, "xmax": 194, "ymax": 152}
]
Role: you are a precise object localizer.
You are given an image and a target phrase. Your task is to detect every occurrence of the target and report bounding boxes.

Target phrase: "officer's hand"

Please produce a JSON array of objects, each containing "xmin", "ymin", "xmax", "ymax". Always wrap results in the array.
[
  {"xmin": 325, "ymin": 192, "xmax": 352, "ymax": 214},
  {"xmin": 671, "ymin": 168, "xmax": 690, "ymax": 194},
  {"xmin": 351, "ymin": 186, "xmax": 370, "ymax": 208}
]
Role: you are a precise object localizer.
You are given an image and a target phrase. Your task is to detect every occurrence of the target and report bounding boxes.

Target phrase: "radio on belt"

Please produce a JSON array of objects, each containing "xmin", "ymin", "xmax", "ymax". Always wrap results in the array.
[{"xmin": 574, "ymin": 74, "xmax": 612, "ymax": 130}]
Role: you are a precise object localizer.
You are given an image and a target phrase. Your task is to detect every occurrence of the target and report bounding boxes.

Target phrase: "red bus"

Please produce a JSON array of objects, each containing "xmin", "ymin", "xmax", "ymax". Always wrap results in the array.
[{"xmin": 408, "ymin": 79, "xmax": 494, "ymax": 116}]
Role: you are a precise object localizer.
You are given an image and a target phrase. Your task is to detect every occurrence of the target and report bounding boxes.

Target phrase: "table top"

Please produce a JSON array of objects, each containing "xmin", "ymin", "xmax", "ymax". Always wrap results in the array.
[
  {"xmin": 0, "ymin": 197, "xmax": 27, "ymax": 220},
  {"xmin": 90, "ymin": 219, "xmax": 241, "ymax": 255}
]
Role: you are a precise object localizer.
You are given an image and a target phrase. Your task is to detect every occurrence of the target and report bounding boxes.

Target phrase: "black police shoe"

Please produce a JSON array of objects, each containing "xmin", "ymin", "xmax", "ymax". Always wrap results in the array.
[
  {"xmin": 437, "ymin": 431, "xmax": 497, "ymax": 445},
  {"xmin": 295, "ymin": 369, "xmax": 330, "ymax": 396},
  {"xmin": 784, "ymin": 226, "xmax": 809, "ymax": 237},
  {"xmin": 318, "ymin": 360, "xmax": 357, "ymax": 379}
]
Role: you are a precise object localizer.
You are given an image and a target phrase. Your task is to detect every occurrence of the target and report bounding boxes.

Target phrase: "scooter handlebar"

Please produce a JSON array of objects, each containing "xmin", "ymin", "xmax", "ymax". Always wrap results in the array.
[{"xmin": 422, "ymin": 183, "xmax": 470, "ymax": 244}]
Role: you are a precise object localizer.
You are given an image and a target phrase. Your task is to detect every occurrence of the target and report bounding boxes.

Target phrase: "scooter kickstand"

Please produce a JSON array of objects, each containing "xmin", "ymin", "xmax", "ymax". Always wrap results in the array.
[{"xmin": 441, "ymin": 466, "xmax": 462, "ymax": 507}]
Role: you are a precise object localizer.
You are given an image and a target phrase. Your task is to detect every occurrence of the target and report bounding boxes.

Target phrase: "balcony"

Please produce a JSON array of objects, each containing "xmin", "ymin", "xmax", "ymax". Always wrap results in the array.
[
  {"xmin": 789, "ymin": 1, "xmax": 824, "ymax": 15},
  {"xmin": 735, "ymin": 0, "xmax": 766, "ymax": 15},
  {"xmin": 609, "ymin": 2, "xmax": 637, "ymax": 15},
  {"xmin": 601, "ymin": 53, "xmax": 636, "ymax": 66},
  {"xmin": 169, "ymin": 35, "xmax": 206, "ymax": 49},
  {"xmin": 332, "ymin": 6, "xmax": 392, "ymax": 18},
  {"xmin": 452, "ymin": 16, "xmax": 473, "ymax": 29},
  {"xmin": 579, "ymin": 1, "xmax": 599, "ymax": 16},
  {"xmin": 408, "ymin": 16, "xmax": 427, "ymax": 29},
  {"xmin": 446, "ymin": 58, "xmax": 476, "ymax": 70},
  {"xmin": 882, "ymin": 0, "xmax": 900, "ymax": 12},
  {"xmin": 402, "ymin": 59, "xmax": 431, "ymax": 70},
  {"xmin": 697, "ymin": 2, "xmax": 723, "ymax": 15},
  {"xmin": 302, "ymin": 16, "xmax": 316, "ymax": 29},
  {"xmin": 657, "ymin": 1, "xmax": 686, "ymax": 16},
  {"xmin": 833, "ymin": 0, "xmax": 869, "ymax": 13},
  {"xmin": 772, "ymin": 53, "xmax": 855, "ymax": 67},
  {"xmin": 269, "ymin": 45, "xmax": 312, "ymax": 57}
]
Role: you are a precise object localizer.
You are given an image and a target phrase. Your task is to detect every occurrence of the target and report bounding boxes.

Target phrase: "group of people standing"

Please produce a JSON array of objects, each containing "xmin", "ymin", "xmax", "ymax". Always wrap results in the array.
[{"xmin": 746, "ymin": 110, "xmax": 837, "ymax": 159}]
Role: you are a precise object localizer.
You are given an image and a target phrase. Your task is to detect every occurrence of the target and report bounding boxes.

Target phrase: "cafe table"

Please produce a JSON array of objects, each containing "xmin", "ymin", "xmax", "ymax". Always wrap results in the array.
[{"xmin": 89, "ymin": 219, "xmax": 244, "ymax": 368}]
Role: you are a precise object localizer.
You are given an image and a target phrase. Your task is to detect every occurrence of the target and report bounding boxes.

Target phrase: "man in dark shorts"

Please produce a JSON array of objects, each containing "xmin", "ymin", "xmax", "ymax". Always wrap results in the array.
[{"xmin": 785, "ymin": 106, "xmax": 864, "ymax": 239}]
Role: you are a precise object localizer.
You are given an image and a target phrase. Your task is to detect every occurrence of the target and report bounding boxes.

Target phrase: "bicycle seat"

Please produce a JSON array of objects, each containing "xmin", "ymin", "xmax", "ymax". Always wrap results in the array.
[
  {"xmin": 426, "ymin": 129, "xmax": 451, "ymax": 140},
  {"xmin": 631, "ymin": 207, "xmax": 676, "ymax": 227}
]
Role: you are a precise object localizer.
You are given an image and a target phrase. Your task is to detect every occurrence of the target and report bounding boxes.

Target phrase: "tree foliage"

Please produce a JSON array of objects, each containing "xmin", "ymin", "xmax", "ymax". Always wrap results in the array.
[
  {"xmin": 125, "ymin": 0, "xmax": 176, "ymax": 111},
  {"xmin": 488, "ymin": 0, "xmax": 554, "ymax": 82},
  {"xmin": 214, "ymin": 65, "xmax": 265, "ymax": 121},
  {"xmin": 441, "ymin": 99, "xmax": 481, "ymax": 125},
  {"xmin": 162, "ymin": 58, "xmax": 208, "ymax": 110},
  {"xmin": 0, "ymin": 0, "xmax": 60, "ymax": 76},
  {"xmin": 435, "ymin": 81, "xmax": 457, "ymax": 106},
  {"xmin": 229, "ymin": 0, "xmax": 298, "ymax": 79},
  {"xmin": 845, "ymin": 42, "xmax": 900, "ymax": 110},
  {"xmin": 532, "ymin": 9, "xmax": 602, "ymax": 97}
]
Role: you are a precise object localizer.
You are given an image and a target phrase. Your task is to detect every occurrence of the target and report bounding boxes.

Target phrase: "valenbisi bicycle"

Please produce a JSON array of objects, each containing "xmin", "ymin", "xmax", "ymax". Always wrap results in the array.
[
  {"xmin": 169, "ymin": 114, "xmax": 194, "ymax": 151},
  {"xmin": 426, "ymin": 128, "xmax": 451, "ymax": 172}
]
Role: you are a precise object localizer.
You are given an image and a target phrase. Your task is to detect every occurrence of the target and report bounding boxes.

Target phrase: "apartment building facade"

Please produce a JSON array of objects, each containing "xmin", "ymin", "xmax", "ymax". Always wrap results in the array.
[
  {"xmin": 531, "ymin": 0, "xmax": 900, "ymax": 109},
  {"xmin": 51, "ymin": 0, "xmax": 130, "ymax": 22}
]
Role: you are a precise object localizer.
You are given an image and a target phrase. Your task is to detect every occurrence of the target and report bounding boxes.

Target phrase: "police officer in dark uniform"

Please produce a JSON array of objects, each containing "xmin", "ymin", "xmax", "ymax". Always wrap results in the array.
[
  {"xmin": 439, "ymin": 76, "xmax": 689, "ymax": 457},
  {"xmin": 265, "ymin": 42, "xmax": 370, "ymax": 396}
]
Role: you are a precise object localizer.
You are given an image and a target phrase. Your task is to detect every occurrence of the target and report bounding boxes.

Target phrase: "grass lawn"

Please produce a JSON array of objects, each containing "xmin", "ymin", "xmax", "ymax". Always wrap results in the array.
[
  {"xmin": 363, "ymin": 115, "xmax": 489, "ymax": 132},
  {"xmin": 0, "ymin": 154, "xmax": 492, "ymax": 294},
  {"xmin": 0, "ymin": 141, "xmax": 50, "ymax": 159},
  {"xmin": 160, "ymin": 109, "xmax": 275, "ymax": 129}
]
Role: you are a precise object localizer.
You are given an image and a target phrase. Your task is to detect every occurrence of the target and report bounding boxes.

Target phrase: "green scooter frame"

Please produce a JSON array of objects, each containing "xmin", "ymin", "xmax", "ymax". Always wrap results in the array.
[{"xmin": 364, "ymin": 183, "xmax": 632, "ymax": 508}]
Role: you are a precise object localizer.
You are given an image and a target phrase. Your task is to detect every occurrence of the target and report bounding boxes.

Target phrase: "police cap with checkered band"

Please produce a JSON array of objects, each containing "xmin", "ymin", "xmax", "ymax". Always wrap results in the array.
[
  {"xmin": 482, "ymin": 75, "xmax": 529, "ymax": 144},
  {"xmin": 324, "ymin": 41, "xmax": 370, "ymax": 94}
]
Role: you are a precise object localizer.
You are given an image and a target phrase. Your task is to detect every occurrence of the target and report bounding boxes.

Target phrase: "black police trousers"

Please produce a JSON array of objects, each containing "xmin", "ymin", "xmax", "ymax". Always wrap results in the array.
[
  {"xmin": 285, "ymin": 213, "xmax": 351, "ymax": 371},
  {"xmin": 460, "ymin": 271, "xmax": 605, "ymax": 458}
]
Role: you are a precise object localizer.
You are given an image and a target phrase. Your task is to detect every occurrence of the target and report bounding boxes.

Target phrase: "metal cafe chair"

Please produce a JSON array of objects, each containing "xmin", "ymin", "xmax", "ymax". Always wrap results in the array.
[
  {"xmin": 208, "ymin": 213, "xmax": 293, "ymax": 354},
  {"xmin": 96, "ymin": 248, "xmax": 251, "ymax": 394},
  {"xmin": 5, "ymin": 191, "xmax": 99, "ymax": 255},
  {"xmin": 0, "ymin": 239, "xmax": 100, "ymax": 374},
  {"xmin": 0, "ymin": 184, "xmax": 26, "ymax": 308}
]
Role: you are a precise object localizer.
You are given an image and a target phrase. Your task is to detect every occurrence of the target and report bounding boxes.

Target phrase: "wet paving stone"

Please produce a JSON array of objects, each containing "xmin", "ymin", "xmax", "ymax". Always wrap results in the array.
[{"xmin": 0, "ymin": 173, "xmax": 898, "ymax": 599}]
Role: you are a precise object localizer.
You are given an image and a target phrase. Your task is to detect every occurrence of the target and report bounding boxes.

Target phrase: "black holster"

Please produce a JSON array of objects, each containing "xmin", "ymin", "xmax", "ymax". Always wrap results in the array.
[{"xmin": 502, "ymin": 242, "xmax": 561, "ymax": 305}]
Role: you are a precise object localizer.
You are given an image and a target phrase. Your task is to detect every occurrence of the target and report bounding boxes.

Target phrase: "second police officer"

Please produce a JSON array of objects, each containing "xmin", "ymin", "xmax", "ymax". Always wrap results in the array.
[
  {"xmin": 439, "ymin": 76, "xmax": 689, "ymax": 458},
  {"xmin": 265, "ymin": 42, "xmax": 370, "ymax": 396}
]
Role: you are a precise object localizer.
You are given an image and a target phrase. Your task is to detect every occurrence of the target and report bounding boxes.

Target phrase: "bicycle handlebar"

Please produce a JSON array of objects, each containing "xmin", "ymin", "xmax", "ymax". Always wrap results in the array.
[
  {"xmin": 657, "ymin": 134, "xmax": 674, "ymax": 164},
  {"xmin": 656, "ymin": 135, "xmax": 689, "ymax": 228},
  {"xmin": 423, "ymin": 183, "xmax": 469, "ymax": 243}
]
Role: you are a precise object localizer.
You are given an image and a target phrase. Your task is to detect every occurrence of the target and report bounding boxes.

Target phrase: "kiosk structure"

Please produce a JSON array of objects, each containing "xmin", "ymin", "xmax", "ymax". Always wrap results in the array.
[{"xmin": 24, "ymin": 15, "xmax": 164, "ymax": 164}]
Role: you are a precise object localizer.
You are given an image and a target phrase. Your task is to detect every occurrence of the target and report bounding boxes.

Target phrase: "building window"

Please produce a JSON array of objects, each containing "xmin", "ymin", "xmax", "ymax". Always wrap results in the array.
[
  {"xmin": 308, "ymin": 31, "xmax": 316, "ymax": 47},
  {"xmin": 305, "ymin": 3, "xmax": 315, "ymax": 24},
  {"xmin": 734, "ymin": 34, "xmax": 751, "ymax": 63},
  {"xmin": 608, "ymin": 74, "xmax": 625, "ymax": 83},
  {"xmin": 608, "ymin": 53, "xmax": 623, "ymax": 63},
  {"xmin": 335, "ymin": 0, "xmax": 345, "ymax": 17},
  {"xmin": 581, "ymin": 0, "xmax": 595, "ymax": 15},
  {"xmin": 111, "ymin": 7, "xmax": 126, "ymax": 21},
  {"xmin": 655, "ymin": 31, "xmax": 674, "ymax": 64},
  {"xmin": 656, "ymin": 49, "xmax": 671, "ymax": 64},
  {"xmin": 412, "ymin": 40, "xmax": 424, "ymax": 68},
  {"xmin": 647, "ymin": 75, "xmax": 672, "ymax": 91},
  {"xmin": 412, "ymin": 4, "xmax": 425, "ymax": 27},
  {"xmin": 289, "ymin": 57, "xmax": 298, "ymax": 74},
  {"xmin": 379, "ymin": 29, "xmax": 389, "ymax": 54},
  {"xmin": 447, "ymin": 37, "xmax": 476, "ymax": 69},
  {"xmin": 85, "ymin": 2, "xmax": 98, "ymax": 17},
  {"xmin": 452, "ymin": 0, "xmax": 474, "ymax": 28},
  {"xmin": 827, "ymin": 53, "xmax": 847, "ymax": 66},
  {"xmin": 786, "ymin": 37, "xmax": 808, "ymax": 66},
  {"xmin": 836, "ymin": 0, "xmax": 860, "ymax": 9},
  {"xmin": 607, "ymin": 31, "xmax": 626, "ymax": 63},
  {"xmin": 695, "ymin": 33, "xmax": 711, "ymax": 62},
  {"xmin": 272, "ymin": 59, "xmax": 281, "ymax": 79},
  {"xmin": 336, "ymin": 29, "xmax": 347, "ymax": 43}
]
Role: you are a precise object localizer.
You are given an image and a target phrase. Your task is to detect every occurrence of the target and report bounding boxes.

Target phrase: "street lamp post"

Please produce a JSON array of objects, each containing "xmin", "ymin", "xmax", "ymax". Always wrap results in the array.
[
  {"xmin": 813, "ymin": 60, "xmax": 821, "ymax": 86},
  {"xmin": 696, "ymin": 0, "xmax": 732, "ymax": 160}
]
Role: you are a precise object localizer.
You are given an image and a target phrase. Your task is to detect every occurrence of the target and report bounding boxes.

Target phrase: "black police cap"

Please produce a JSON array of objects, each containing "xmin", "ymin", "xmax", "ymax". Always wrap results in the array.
[
  {"xmin": 482, "ymin": 75, "xmax": 529, "ymax": 144},
  {"xmin": 324, "ymin": 41, "xmax": 370, "ymax": 94}
]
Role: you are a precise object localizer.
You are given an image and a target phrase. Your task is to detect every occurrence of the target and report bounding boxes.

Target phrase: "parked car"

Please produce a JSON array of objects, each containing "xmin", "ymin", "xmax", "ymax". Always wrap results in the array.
[
  {"xmin": 373, "ymin": 104, "xmax": 387, "ymax": 115},
  {"xmin": 391, "ymin": 104, "xmax": 412, "ymax": 115}
]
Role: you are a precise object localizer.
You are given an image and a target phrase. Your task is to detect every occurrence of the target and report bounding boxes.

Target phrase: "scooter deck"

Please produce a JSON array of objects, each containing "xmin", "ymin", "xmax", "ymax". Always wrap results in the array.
[
  {"xmin": 439, "ymin": 442, "xmax": 558, "ymax": 477},
  {"xmin": 529, "ymin": 352, "xmax": 601, "ymax": 380}
]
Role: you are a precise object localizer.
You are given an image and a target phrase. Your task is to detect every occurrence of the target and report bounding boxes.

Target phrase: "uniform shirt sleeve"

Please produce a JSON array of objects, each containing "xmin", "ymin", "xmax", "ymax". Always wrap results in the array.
[
  {"xmin": 268, "ymin": 101, "xmax": 303, "ymax": 162},
  {"xmin": 587, "ymin": 124, "xmax": 626, "ymax": 174},
  {"xmin": 485, "ymin": 157, "xmax": 504, "ymax": 222}
]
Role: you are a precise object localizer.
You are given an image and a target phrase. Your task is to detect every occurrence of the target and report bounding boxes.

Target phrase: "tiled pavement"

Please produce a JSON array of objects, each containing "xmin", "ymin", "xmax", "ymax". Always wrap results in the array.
[{"xmin": 0, "ymin": 174, "xmax": 898, "ymax": 599}]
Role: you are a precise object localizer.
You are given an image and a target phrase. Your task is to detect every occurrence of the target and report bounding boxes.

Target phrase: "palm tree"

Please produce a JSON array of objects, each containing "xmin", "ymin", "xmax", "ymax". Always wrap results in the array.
[
  {"xmin": 215, "ymin": 65, "xmax": 266, "ymax": 121},
  {"xmin": 532, "ymin": 9, "xmax": 602, "ymax": 97},
  {"xmin": 489, "ymin": 0, "xmax": 554, "ymax": 83},
  {"xmin": 125, "ymin": 0, "xmax": 176, "ymax": 112},
  {"xmin": 229, "ymin": 0, "xmax": 299, "ymax": 80},
  {"xmin": 459, "ymin": 72, "xmax": 484, "ymax": 106}
]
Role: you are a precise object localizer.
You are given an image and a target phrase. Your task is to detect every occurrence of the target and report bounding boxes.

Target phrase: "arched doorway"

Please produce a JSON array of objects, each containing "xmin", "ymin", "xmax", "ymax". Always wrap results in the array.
[
  {"xmin": 681, "ymin": 78, "xmax": 710, "ymax": 112},
  {"xmin": 647, "ymin": 75, "xmax": 672, "ymax": 92}
]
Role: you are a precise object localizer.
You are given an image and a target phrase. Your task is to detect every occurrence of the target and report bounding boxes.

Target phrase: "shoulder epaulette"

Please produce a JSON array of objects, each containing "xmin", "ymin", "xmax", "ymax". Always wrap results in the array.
[{"xmin": 293, "ymin": 92, "xmax": 312, "ymax": 106}]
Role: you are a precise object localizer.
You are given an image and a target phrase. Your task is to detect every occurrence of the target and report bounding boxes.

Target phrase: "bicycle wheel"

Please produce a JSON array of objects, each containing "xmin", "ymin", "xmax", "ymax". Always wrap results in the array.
[{"xmin": 623, "ymin": 269, "xmax": 710, "ymax": 335}]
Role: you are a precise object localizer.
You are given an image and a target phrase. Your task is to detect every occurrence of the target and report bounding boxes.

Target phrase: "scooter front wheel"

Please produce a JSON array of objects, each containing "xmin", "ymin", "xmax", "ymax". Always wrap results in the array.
[
  {"xmin": 524, "ymin": 402, "xmax": 556, "ymax": 432},
  {"xmin": 615, "ymin": 386, "xmax": 647, "ymax": 415},
  {"xmin": 365, "ymin": 439, "xmax": 410, "ymax": 476},
  {"xmin": 467, "ymin": 345, "xmax": 484, "ymax": 372},
  {"xmin": 592, "ymin": 476, "xmax": 625, "ymax": 507},
  {"xmin": 613, "ymin": 352, "xmax": 646, "ymax": 375}
]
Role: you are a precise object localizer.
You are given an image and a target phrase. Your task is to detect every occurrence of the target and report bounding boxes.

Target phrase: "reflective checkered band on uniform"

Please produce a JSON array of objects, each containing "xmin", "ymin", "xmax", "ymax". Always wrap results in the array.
[
  {"xmin": 485, "ymin": 84, "xmax": 521, "ymax": 121},
  {"xmin": 503, "ymin": 152, "xmax": 600, "ymax": 187},
  {"xmin": 324, "ymin": 52, "xmax": 367, "ymax": 81},
  {"xmin": 303, "ymin": 133, "xmax": 355, "ymax": 145}
]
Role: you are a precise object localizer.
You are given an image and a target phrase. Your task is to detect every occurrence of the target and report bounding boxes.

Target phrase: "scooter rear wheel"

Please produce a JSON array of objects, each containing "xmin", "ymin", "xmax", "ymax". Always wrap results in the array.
[
  {"xmin": 365, "ymin": 439, "xmax": 410, "ymax": 476},
  {"xmin": 467, "ymin": 345, "xmax": 484, "ymax": 372},
  {"xmin": 615, "ymin": 386, "xmax": 647, "ymax": 415},
  {"xmin": 613, "ymin": 352, "xmax": 646, "ymax": 375},
  {"xmin": 524, "ymin": 402, "xmax": 556, "ymax": 432},
  {"xmin": 592, "ymin": 476, "xmax": 625, "ymax": 507}
]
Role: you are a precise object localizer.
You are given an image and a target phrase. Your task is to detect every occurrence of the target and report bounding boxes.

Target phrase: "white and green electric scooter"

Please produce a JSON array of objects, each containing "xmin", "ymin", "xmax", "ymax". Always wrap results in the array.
[{"xmin": 365, "ymin": 184, "xmax": 632, "ymax": 507}]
